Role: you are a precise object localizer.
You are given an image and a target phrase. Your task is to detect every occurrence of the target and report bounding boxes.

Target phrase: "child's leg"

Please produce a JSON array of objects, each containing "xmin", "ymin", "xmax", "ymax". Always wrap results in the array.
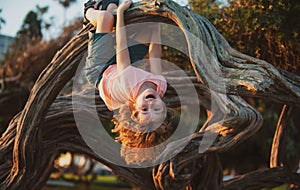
[
  {"xmin": 128, "ymin": 23, "xmax": 162, "ymax": 74},
  {"xmin": 85, "ymin": 10, "xmax": 116, "ymax": 87},
  {"xmin": 86, "ymin": 9, "xmax": 115, "ymax": 33}
]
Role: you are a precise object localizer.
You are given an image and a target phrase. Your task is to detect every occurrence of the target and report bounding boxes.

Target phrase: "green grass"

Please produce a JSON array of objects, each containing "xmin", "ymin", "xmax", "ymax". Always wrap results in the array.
[
  {"xmin": 43, "ymin": 174, "xmax": 131, "ymax": 190},
  {"xmin": 44, "ymin": 174, "xmax": 293, "ymax": 190},
  {"xmin": 96, "ymin": 175, "xmax": 119, "ymax": 183},
  {"xmin": 262, "ymin": 184, "xmax": 290, "ymax": 190},
  {"xmin": 43, "ymin": 183, "xmax": 131, "ymax": 190}
]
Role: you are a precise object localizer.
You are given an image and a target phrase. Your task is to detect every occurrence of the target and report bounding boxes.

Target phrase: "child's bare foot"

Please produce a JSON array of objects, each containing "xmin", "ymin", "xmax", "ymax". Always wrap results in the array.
[{"xmin": 117, "ymin": 0, "xmax": 132, "ymax": 13}]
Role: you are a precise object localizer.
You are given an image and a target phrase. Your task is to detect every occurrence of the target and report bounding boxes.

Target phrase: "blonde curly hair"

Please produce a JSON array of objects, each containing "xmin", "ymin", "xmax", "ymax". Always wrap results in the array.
[{"xmin": 112, "ymin": 102, "xmax": 174, "ymax": 166}]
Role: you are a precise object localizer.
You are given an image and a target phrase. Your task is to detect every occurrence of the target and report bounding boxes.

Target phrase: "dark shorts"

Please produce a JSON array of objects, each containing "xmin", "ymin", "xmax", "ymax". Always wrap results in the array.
[{"xmin": 85, "ymin": 30, "xmax": 149, "ymax": 87}]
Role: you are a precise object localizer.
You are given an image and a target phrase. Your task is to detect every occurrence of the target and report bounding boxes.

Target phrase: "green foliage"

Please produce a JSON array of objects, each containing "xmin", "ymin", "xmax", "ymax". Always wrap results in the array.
[
  {"xmin": 54, "ymin": 0, "xmax": 77, "ymax": 25},
  {"xmin": 188, "ymin": 0, "xmax": 222, "ymax": 20},
  {"xmin": 36, "ymin": 5, "xmax": 49, "ymax": 16},
  {"xmin": 15, "ymin": 10, "xmax": 43, "ymax": 47},
  {"xmin": 36, "ymin": 5, "xmax": 52, "ymax": 31},
  {"xmin": 2, "ymin": 6, "xmax": 50, "ymax": 70},
  {"xmin": 190, "ymin": 0, "xmax": 300, "ymax": 74},
  {"xmin": 3, "ymin": 4, "xmax": 73, "ymax": 71},
  {"xmin": 55, "ymin": 0, "xmax": 77, "ymax": 8}
]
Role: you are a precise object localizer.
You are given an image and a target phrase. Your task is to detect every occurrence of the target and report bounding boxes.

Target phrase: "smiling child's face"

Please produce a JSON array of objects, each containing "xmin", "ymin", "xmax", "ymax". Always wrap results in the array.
[{"xmin": 133, "ymin": 88, "xmax": 166, "ymax": 128}]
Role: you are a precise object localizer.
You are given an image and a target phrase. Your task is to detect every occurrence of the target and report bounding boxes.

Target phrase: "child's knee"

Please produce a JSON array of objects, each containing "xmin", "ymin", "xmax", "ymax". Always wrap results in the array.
[
  {"xmin": 95, "ymin": 11, "xmax": 114, "ymax": 33},
  {"xmin": 97, "ymin": 11, "xmax": 114, "ymax": 24},
  {"xmin": 98, "ymin": 11, "xmax": 114, "ymax": 31},
  {"xmin": 106, "ymin": 3, "xmax": 118, "ymax": 12}
]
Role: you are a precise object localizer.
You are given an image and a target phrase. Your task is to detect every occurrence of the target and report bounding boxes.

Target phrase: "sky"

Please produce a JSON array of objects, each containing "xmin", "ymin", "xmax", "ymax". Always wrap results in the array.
[
  {"xmin": 0, "ymin": 0, "xmax": 87, "ymax": 38},
  {"xmin": 0, "ymin": 0, "xmax": 188, "ymax": 39}
]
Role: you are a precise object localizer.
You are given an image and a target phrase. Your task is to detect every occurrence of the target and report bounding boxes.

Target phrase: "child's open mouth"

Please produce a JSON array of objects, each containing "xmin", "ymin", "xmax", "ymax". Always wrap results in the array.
[{"xmin": 145, "ymin": 94, "xmax": 156, "ymax": 100}]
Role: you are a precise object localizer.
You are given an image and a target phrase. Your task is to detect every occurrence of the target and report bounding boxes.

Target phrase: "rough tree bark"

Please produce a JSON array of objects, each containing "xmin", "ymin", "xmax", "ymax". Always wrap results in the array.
[{"xmin": 0, "ymin": 0, "xmax": 299, "ymax": 189}]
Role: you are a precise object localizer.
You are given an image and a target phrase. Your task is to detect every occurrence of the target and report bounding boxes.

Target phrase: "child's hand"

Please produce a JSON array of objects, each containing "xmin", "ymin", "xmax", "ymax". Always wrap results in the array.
[{"xmin": 117, "ymin": 0, "xmax": 132, "ymax": 14}]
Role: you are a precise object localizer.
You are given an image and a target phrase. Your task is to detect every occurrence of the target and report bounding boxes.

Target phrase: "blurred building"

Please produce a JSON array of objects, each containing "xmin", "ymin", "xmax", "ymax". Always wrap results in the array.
[{"xmin": 0, "ymin": 34, "xmax": 14, "ymax": 61}]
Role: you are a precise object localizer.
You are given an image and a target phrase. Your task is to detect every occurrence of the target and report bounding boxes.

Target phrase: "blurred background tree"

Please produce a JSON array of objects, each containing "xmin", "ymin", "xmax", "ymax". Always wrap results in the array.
[
  {"xmin": 0, "ymin": 9, "xmax": 6, "ymax": 31},
  {"xmin": 188, "ymin": 0, "xmax": 300, "ymax": 176},
  {"xmin": 191, "ymin": 0, "xmax": 300, "ymax": 74},
  {"xmin": 54, "ymin": 0, "xmax": 77, "ymax": 26},
  {"xmin": 36, "ymin": 5, "xmax": 53, "ymax": 37},
  {"xmin": 0, "ymin": 4, "xmax": 82, "ymax": 135},
  {"xmin": 188, "ymin": 0, "xmax": 222, "ymax": 20},
  {"xmin": 15, "ymin": 10, "xmax": 43, "ymax": 48}
]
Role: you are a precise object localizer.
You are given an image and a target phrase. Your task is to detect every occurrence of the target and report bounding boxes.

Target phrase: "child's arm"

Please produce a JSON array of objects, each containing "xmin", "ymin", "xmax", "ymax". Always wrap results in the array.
[
  {"xmin": 149, "ymin": 43, "xmax": 162, "ymax": 75},
  {"xmin": 116, "ymin": 0, "xmax": 132, "ymax": 73},
  {"xmin": 149, "ymin": 24, "xmax": 162, "ymax": 75}
]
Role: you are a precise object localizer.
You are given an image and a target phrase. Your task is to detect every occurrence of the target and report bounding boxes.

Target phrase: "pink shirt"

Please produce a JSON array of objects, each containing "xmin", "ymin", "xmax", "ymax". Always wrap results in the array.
[{"xmin": 99, "ymin": 65, "xmax": 167, "ymax": 111}]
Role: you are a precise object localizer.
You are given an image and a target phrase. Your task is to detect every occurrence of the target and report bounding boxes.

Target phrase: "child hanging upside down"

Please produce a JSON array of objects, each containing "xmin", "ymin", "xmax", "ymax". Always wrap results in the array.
[{"xmin": 84, "ymin": 0, "xmax": 174, "ymax": 165}]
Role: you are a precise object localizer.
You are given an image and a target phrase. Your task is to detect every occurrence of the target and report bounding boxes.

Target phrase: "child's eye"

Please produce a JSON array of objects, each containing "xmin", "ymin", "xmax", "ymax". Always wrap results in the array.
[{"xmin": 142, "ymin": 107, "xmax": 148, "ymax": 112}]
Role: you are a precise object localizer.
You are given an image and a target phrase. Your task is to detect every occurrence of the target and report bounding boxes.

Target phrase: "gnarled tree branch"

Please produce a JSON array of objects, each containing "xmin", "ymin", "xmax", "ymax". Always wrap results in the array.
[{"xmin": 0, "ymin": 0, "xmax": 299, "ymax": 189}]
